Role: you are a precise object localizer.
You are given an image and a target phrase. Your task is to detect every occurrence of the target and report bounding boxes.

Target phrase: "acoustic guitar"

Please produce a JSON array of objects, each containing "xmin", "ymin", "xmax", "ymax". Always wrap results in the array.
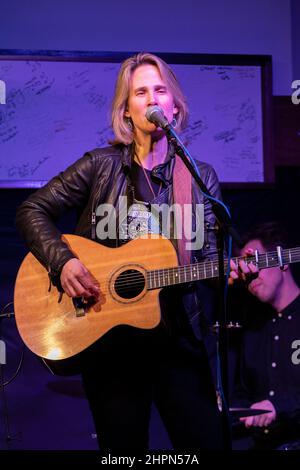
[{"xmin": 14, "ymin": 234, "xmax": 300, "ymax": 361}]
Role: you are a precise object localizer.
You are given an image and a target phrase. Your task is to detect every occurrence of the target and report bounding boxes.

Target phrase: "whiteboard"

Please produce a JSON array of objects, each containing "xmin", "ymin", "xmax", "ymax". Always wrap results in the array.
[{"xmin": 0, "ymin": 51, "xmax": 273, "ymax": 187}]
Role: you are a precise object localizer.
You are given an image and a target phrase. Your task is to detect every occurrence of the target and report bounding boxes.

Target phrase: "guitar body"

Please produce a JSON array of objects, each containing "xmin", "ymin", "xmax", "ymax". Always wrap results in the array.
[{"xmin": 14, "ymin": 235, "xmax": 178, "ymax": 361}]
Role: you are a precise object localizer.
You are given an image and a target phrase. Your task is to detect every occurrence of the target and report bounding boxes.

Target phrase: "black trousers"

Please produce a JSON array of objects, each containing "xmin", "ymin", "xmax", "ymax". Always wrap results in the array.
[{"xmin": 81, "ymin": 324, "xmax": 223, "ymax": 452}]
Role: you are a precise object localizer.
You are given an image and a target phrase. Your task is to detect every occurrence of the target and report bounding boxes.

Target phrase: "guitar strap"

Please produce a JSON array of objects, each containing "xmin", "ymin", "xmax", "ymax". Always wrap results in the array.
[{"xmin": 173, "ymin": 155, "xmax": 192, "ymax": 266}]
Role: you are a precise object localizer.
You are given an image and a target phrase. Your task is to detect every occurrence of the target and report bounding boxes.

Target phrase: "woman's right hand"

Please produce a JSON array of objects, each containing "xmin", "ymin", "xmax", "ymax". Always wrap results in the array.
[{"xmin": 61, "ymin": 258, "xmax": 100, "ymax": 300}]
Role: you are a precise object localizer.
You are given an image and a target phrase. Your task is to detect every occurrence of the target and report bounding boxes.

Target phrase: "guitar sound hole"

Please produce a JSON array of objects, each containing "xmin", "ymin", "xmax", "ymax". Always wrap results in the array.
[{"xmin": 114, "ymin": 269, "xmax": 145, "ymax": 299}]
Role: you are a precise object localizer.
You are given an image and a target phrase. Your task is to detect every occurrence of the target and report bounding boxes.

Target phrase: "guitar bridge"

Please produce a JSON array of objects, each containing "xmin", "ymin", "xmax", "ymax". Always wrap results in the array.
[{"xmin": 72, "ymin": 297, "xmax": 87, "ymax": 317}]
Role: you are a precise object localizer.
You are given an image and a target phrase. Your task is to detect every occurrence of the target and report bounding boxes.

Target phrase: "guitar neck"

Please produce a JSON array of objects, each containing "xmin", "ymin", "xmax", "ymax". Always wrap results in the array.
[{"xmin": 147, "ymin": 247, "xmax": 300, "ymax": 289}]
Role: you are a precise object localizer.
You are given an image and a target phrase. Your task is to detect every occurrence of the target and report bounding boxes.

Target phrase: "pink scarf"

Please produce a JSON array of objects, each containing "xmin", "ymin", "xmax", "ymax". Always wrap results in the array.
[{"xmin": 173, "ymin": 156, "xmax": 192, "ymax": 266}]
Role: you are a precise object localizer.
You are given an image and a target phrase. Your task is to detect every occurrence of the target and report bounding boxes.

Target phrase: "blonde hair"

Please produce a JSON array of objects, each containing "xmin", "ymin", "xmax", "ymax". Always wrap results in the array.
[{"xmin": 111, "ymin": 52, "xmax": 189, "ymax": 144}]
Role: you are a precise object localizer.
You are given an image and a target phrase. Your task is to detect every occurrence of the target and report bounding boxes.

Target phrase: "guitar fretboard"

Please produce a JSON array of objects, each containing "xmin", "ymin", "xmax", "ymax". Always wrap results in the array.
[{"xmin": 147, "ymin": 247, "xmax": 300, "ymax": 289}]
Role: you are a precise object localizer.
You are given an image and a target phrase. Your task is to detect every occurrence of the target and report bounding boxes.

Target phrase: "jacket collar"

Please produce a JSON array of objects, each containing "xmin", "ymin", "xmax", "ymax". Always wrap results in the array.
[{"xmin": 121, "ymin": 142, "xmax": 175, "ymax": 187}]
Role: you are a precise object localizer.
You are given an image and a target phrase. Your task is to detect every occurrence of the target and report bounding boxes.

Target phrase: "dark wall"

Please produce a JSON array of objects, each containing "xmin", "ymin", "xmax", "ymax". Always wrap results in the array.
[{"xmin": 223, "ymin": 166, "xmax": 300, "ymax": 255}]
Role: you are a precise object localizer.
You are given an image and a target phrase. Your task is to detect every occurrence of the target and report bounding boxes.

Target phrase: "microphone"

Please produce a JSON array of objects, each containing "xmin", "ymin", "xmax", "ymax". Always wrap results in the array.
[{"xmin": 145, "ymin": 105, "xmax": 170, "ymax": 130}]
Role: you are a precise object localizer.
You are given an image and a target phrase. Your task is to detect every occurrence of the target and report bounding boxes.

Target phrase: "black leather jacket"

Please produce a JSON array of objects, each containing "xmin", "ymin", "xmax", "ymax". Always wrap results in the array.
[{"xmin": 16, "ymin": 144, "xmax": 222, "ymax": 340}]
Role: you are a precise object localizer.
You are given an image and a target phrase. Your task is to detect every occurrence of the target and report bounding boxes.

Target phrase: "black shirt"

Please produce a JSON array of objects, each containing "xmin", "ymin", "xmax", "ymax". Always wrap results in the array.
[
  {"xmin": 234, "ymin": 294, "xmax": 300, "ymax": 420},
  {"xmin": 118, "ymin": 160, "xmax": 172, "ymax": 242}
]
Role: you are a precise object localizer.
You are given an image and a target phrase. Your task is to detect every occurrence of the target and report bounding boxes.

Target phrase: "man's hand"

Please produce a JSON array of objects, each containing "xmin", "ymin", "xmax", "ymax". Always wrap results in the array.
[
  {"xmin": 240, "ymin": 399, "xmax": 277, "ymax": 428},
  {"xmin": 229, "ymin": 247, "xmax": 259, "ymax": 285},
  {"xmin": 61, "ymin": 258, "xmax": 100, "ymax": 300}
]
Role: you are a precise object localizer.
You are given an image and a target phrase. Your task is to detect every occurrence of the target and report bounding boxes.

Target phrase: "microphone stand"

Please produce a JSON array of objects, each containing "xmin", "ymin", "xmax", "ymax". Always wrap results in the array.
[{"xmin": 165, "ymin": 126, "xmax": 240, "ymax": 450}]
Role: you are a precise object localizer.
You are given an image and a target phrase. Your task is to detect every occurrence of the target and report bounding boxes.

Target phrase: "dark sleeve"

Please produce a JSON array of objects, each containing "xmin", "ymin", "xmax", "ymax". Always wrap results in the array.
[
  {"xmin": 16, "ymin": 152, "xmax": 96, "ymax": 277},
  {"xmin": 272, "ymin": 394, "xmax": 300, "ymax": 420},
  {"xmin": 231, "ymin": 341, "xmax": 252, "ymax": 408},
  {"xmin": 198, "ymin": 163, "xmax": 223, "ymax": 260}
]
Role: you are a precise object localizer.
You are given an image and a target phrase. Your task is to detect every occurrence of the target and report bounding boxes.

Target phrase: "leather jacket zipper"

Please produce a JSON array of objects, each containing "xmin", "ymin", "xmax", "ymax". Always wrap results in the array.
[
  {"xmin": 91, "ymin": 211, "xmax": 96, "ymax": 240},
  {"xmin": 91, "ymin": 182, "xmax": 103, "ymax": 240}
]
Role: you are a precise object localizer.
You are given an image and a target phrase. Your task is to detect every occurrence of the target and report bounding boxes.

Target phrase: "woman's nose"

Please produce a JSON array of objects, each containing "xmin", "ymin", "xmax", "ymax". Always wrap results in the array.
[{"xmin": 147, "ymin": 91, "xmax": 157, "ymax": 105}]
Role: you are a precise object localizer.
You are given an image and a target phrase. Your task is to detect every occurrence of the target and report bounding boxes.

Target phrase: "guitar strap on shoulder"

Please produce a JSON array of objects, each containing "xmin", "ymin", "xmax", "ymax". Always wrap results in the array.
[{"xmin": 173, "ymin": 155, "xmax": 192, "ymax": 266}]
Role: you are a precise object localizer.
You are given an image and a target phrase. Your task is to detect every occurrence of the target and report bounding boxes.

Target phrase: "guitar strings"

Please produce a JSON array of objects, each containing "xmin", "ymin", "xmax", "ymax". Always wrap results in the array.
[
  {"xmin": 91, "ymin": 248, "xmax": 300, "ymax": 294},
  {"xmin": 94, "ymin": 248, "xmax": 300, "ymax": 292}
]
